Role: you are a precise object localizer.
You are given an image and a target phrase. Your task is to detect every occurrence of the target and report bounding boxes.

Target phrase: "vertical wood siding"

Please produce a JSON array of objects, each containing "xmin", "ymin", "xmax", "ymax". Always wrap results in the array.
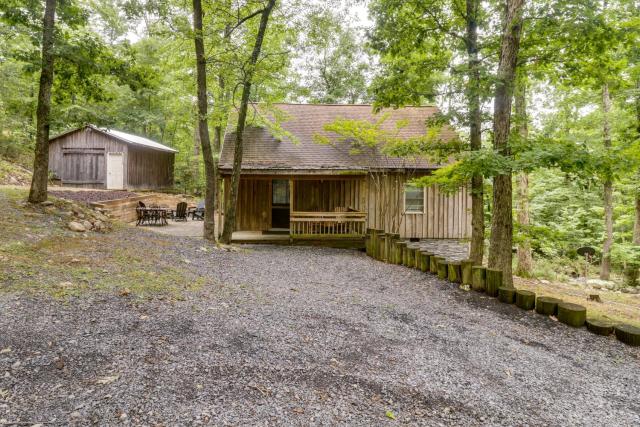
[
  {"xmin": 48, "ymin": 127, "xmax": 174, "ymax": 190},
  {"xmin": 366, "ymin": 173, "xmax": 471, "ymax": 239},
  {"xmin": 292, "ymin": 179, "xmax": 364, "ymax": 211},
  {"xmin": 127, "ymin": 146, "xmax": 174, "ymax": 189},
  {"xmin": 236, "ymin": 178, "xmax": 272, "ymax": 231}
]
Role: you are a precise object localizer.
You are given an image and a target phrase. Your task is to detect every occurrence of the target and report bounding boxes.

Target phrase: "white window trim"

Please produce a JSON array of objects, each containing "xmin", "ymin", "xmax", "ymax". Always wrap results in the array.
[{"xmin": 403, "ymin": 184, "xmax": 425, "ymax": 215}]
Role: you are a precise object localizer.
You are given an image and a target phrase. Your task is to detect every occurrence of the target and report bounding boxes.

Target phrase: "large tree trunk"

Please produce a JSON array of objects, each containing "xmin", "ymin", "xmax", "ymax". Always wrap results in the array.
[
  {"xmin": 466, "ymin": 0, "xmax": 484, "ymax": 265},
  {"xmin": 28, "ymin": 0, "xmax": 57, "ymax": 204},
  {"xmin": 625, "ymin": 79, "xmax": 640, "ymax": 285},
  {"xmin": 600, "ymin": 82, "xmax": 613, "ymax": 280},
  {"xmin": 220, "ymin": 0, "xmax": 277, "ymax": 244},
  {"xmin": 514, "ymin": 76, "xmax": 533, "ymax": 276},
  {"xmin": 192, "ymin": 0, "xmax": 217, "ymax": 241},
  {"xmin": 487, "ymin": 0, "xmax": 525, "ymax": 287}
]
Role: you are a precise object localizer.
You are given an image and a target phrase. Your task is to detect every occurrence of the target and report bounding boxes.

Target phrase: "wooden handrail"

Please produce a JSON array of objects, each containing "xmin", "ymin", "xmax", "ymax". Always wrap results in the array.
[{"xmin": 290, "ymin": 211, "xmax": 367, "ymax": 237}]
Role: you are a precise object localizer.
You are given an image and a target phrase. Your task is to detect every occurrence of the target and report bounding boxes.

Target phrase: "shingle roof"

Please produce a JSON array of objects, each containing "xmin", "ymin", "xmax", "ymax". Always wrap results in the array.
[
  {"xmin": 50, "ymin": 125, "xmax": 178, "ymax": 153},
  {"xmin": 218, "ymin": 104, "xmax": 457, "ymax": 173}
]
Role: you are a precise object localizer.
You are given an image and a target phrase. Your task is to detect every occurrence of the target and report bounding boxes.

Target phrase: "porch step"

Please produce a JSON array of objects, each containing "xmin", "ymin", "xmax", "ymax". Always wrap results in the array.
[{"xmin": 263, "ymin": 228, "xmax": 290, "ymax": 235}]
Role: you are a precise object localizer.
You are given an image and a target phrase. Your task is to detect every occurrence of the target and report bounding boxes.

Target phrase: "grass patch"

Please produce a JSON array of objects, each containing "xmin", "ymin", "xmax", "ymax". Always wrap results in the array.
[
  {"xmin": 515, "ymin": 277, "xmax": 640, "ymax": 328},
  {"xmin": 0, "ymin": 187, "xmax": 209, "ymax": 300}
]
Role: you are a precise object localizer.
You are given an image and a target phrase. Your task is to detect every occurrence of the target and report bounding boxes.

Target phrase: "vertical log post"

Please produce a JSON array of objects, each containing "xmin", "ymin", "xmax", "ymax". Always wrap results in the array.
[
  {"xmin": 437, "ymin": 260, "xmax": 449, "ymax": 280},
  {"xmin": 368, "ymin": 228, "xmax": 377, "ymax": 258},
  {"xmin": 384, "ymin": 233, "xmax": 395, "ymax": 263},
  {"xmin": 485, "ymin": 269, "xmax": 503, "ymax": 297},
  {"xmin": 414, "ymin": 247, "xmax": 422, "ymax": 269},
  {"xmin": 419, "ymin": 251, "xmax": 430, "ymax": 272},
  {"xmin": 448, "ymin": 262, "xmax": 462, "ymax": 283},
  {"xmin": 461, "ymin": 260, "xmax": 474, "ymax": 286},
  {"xmin": 405, "ymin": 247, "xmax": 416, "ymax": 267},
  {"xmin": 471, "ymin": 266, "xmax": 486, "ymax": 292},
  {"xmin": 430, "ymin": 255, "xmax": 441, "ymax": 273},
  {"xmin": 396, "ymin": 241, "xmax": 407, "ymax": 265},
  {"xmin": 377, "ymin": 232, "xmax": 386, "ymax": 261}
]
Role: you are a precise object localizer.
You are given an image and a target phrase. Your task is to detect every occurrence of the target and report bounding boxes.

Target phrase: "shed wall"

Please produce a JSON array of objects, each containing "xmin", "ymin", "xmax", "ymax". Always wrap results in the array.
[
  {"xmin": 127, "ymin": 146, "xmax": 174, "ymax": 189},
  {"xmin": 49, "ymin": 127, "xmax": 175, "ymax": 190},
  {"xmin": 49, "ymin": 128, "xmax": 127, "ymax": 189}
]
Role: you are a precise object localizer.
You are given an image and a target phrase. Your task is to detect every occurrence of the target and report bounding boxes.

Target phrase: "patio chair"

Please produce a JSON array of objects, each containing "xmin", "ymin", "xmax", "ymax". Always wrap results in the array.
[
  {"xmin": 136, "ymin": 206, "xmax": 150, "ymax": 226},
  {"xmin": 191, "ymin": 200, "xmax": 205, "ymax": 221},
  {"xmin": 174, "ymin": 202, "xmax": 188, "ymax": 222}
]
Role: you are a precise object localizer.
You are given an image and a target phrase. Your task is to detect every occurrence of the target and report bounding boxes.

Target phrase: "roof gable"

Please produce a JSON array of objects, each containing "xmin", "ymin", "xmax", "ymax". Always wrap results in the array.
[{"xmin": 219, "ymin": 104, "xmax": 456, "ymax": 172}]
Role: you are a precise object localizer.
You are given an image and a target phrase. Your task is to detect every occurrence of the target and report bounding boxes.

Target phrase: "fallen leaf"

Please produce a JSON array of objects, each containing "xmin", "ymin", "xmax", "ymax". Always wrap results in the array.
[
  {"xmin": 54, "ymin": 358, "xmax": 65, "ymax": 370},
  {"xmin": 96, "ymin": 375, "xmax": 119, "ymax": 385},
  {"xmin": 292, "ymin": 407, "xmax": 305, "ymax": 414},
  {"xmin": 386, "ymin": 410, "xmax": 396, "ymax": 420},
  {"xmin": 0, "ymin": 347, "xmax": 11, "ymax": 354}
]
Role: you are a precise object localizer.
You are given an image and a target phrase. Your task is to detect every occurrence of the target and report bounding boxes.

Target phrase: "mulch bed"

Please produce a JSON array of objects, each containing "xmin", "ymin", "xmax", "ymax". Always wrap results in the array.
[{"xmin": 49, "ymin": 190, "xmax": 139, "ymax": 204}]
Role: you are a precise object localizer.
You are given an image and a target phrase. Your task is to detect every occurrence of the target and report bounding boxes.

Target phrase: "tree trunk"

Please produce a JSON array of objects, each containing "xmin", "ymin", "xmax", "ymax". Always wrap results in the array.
[
  {"xmin": 487, "ymin": 0, "xmax": 524, "ymax": 287},
  {"xmin": 600, "ymin": 82, "xmax": 613, "ymax": 280},
  {"xmin": 28, "ymin": 0, "xmax": 57, "ymax": 204},
  {"xmin": 625, "ymin": 79, "xmax": 640, "ymax": 285},
  {"xmin": 220, "ymin": 0, "xmax": 277, "ymax": 244},
  {"xmin": 192, "ymin": 0, "xmax": 217, "ymax": 242},
  {"xmin": 514, "ymin": 75, "xmax": 533, "ymax": 277},
  {"xmin": 466, "ymin": 0, "xmax": 484, "ymax": 265}
]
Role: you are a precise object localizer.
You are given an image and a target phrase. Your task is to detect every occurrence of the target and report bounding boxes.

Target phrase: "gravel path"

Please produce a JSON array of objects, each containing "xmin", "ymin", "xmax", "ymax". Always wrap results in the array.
[{"xmin": 1, "ymin": 232, "xmax": 639, "ymax": 426}]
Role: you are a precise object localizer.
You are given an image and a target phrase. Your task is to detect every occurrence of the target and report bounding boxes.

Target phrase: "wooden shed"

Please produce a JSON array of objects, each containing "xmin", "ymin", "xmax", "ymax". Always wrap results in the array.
[
  {"xmin": 48, "ymin": 125, "xmax": 177, "ymax": 190},
  {"xmin": 218, "ymin": 104, "xmax": 471, "ymax": 244}
]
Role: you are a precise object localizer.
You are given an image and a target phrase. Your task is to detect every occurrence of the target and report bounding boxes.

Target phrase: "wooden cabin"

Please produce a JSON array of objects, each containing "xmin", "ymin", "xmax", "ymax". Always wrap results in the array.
[
  {"xmin": 218, "ymin": 104, "xmax": 471, "ymax": 245},
  {"xmin": 48, "ymin": 125, "xmax": 177, "ymax": 190}
]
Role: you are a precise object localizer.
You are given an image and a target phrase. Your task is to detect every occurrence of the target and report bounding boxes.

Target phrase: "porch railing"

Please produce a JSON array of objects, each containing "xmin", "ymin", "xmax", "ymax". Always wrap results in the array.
[{"xmin": 290, "ymin": 211, "xmax": 367, "ymax": 238}]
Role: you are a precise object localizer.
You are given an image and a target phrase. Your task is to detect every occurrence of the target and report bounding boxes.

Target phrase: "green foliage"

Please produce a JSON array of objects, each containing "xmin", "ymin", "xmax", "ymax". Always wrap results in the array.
[
  {"xmin": 291, "ymin": 6, "xmax": 370, "ymax": 103},
  {"xmin": 313, "ymin": 113, "xmax": 461, "ymax": 169}
]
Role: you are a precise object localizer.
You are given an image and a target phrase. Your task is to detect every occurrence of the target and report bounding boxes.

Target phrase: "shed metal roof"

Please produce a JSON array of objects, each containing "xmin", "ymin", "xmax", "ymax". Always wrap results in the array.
[{"xmin": 50, "ymin": 124, "xmax": 178, "ymax": 154}]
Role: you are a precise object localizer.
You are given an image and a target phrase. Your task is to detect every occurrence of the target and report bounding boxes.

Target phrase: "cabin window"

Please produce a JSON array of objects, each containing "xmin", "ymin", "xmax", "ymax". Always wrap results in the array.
[
  {"xmin": 404, "ymin": 184, "xmax": 424, "ymax": 213},
  {"xmin": 272, "ymin": 179, "xmax": 290, "ymax": 206}
]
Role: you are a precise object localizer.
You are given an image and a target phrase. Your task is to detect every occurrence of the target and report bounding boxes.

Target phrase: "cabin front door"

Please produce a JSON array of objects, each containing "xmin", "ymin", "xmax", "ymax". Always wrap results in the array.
[
  {"xmin": 106, "ymin": 152, "xmax": 124, "ymax": 189},
  {"xmin": 271, "ymin": 179, "xmax": 290, "ymax": 229}
]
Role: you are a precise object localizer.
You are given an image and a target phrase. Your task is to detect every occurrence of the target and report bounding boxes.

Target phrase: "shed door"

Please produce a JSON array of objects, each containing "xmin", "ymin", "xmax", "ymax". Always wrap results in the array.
[{"xmin": 106, "ymin": 152, "xmax": 124, "ymax": 189}]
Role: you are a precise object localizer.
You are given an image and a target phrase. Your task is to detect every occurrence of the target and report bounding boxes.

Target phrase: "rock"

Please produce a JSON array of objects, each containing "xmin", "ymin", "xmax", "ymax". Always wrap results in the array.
[
  {"xmin": 539, "ymin": 279, "xmax": 550, "ymax": 284},
  {"xmin": 93, "ymin": 220, "xmax": 103, "ymax": 231},
  {"xmin": 11, "ymin": 361, "xmax": 20, "ymax": 369},
  {"xmin": 40, "ymin": 200, "xmax": 54, "ymax": 206},
  {"xmin": 588, "ymin": 294, "xmax": 602, "ymax": 302},
  {"xmin": 81, "ymin": 220, "xmax": 93, "ymax": 231},
  {"xmin": 70, "ymin": 411, "xmax": 81, "ymax": 420},
  {"xmin": 93, "ymin": 212, "xmax": 109, "ymax": 222},
  {"xmin": 68, "ymin": 221, "xmax": 86, "ymax": 232}
]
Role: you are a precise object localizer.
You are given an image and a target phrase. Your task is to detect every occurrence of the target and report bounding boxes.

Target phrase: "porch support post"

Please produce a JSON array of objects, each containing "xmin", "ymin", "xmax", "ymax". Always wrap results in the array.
[{"xmin": 289, "ymin": 178, "xmax": 294, "ymax": 235}]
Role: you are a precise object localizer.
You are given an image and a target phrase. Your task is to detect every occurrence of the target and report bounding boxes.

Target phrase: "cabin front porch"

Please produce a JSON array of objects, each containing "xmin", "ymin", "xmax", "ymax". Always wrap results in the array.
[{"xmin": 220, "ymin": 174, "xmax": 368, "ymax": 246}]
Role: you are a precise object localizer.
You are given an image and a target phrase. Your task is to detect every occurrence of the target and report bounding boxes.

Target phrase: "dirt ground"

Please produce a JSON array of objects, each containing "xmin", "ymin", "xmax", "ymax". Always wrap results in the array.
[{"xmin": 1, "ymin": 188, "xmax": 640, "ymax": 425}]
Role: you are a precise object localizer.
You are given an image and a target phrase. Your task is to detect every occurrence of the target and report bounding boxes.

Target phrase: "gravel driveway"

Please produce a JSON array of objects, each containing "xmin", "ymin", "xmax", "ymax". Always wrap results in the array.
[{"xmin": 1, "ymin": 233, "xmax": 639, "ymax": 426}]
